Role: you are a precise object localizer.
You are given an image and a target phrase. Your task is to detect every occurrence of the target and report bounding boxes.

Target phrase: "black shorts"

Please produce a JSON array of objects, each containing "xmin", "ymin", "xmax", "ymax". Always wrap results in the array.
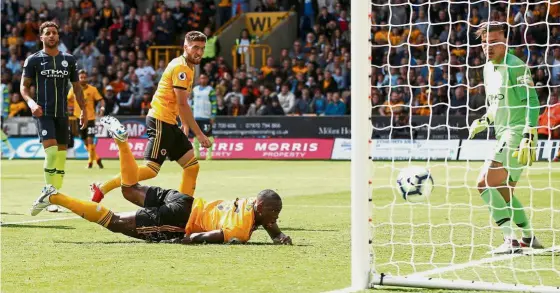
[
  {"xmin": 195, "ymin": 119, "xmax": 213, "ymax": 136},
  {"xmin": 135, "ymin": 186, "xmax": 193, "ymax": 242},
  {"xmin": 35, "ymin": 116, "xmax": 69, "ymax": 145},
  {"xmin": 80, "ymin": 120, "xmax": 97, "ymax": 140},
  {"xmin": 144, "ymin": 116, "xmax": 193, "ymax": 165}
]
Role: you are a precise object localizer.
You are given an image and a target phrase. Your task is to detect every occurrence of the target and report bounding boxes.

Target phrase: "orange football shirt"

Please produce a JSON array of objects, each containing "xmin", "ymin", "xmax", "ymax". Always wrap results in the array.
[
  {"xmin": 148, "ymin": 55, "xmax": 194, "ymax": 125},
  {"xmin": 185, "ymin": 197, "xmax": 257, "ymax": 243},
  {"xmin": 67, "ymin": 84, "xmax": 103, "ymax": 121}
]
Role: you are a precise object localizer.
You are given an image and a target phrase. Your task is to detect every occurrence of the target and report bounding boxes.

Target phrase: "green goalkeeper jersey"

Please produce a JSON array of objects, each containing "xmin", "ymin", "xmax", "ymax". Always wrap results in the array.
[{"xmin": 483, "ymin": 53, "xmax": 539, "ymax": 137}]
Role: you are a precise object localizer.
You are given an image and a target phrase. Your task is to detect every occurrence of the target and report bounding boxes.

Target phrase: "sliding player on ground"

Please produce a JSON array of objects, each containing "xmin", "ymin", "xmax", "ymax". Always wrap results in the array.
[
  {"xmin": 468, "ymin": 22, "xmax": 544, "ymax": 254},
  {"xmin": 190, "ymin": 73, "xmax": 216, "ymax": 159},
  {"xmin": 20, "ymin": 21, "xmax": 86, "ymax": 192},
  {"xmin": 67, "ymin": 69, "xmax": 105, "ymax": 169},
  {"xmin": 31, "ymin": 116, "xmax": 291, "ymax": 245},
  {"xmin": 91, "ymin": 31, "xmax": 212, "ymax": 202}
]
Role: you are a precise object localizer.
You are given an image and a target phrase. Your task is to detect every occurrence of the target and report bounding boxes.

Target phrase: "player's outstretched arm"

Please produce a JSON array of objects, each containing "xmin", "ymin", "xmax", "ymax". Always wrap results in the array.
[
  {"xmin": 264, "ymin": 223, "xmax": 292, "ymax": 245},
  {"xmin": 164, "ymin": 230, "xmax": 225, "ymax": 244}
]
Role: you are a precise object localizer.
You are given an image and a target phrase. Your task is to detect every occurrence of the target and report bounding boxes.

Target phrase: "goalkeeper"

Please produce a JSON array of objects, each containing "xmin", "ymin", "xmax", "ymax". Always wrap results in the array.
[
  {"xmin": 190, "ymin": 74, "xmax": 216, "ymax": 160},
  {"xmin": 469, "ymin": 22, "xmax": 543, "ymax": 254}
]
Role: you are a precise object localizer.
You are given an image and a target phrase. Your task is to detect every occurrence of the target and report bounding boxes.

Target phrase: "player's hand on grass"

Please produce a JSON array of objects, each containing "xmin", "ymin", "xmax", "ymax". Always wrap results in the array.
[
  {"xmin": 79, "ymin": 110, "xmax": 88, "ymax": 130},
  {"xmin": 468, "ymin": 116, "xmax": 490, "ymax": 139},
  {"xmin": 513, "ymin": 127, "xmax": 537, "ymax": 166},
  {"xmin": 198, "ymin": 133, "xmax": 212, "ymax": 148},
  {"xmin": 30, "ymin": 104, "xmax": 43, "ymax": 117},
  {"xmin": 273, "ymin": 233, "xmax": 293, "ymax": 245},
  {"xmin": 161, "ymin": 237, "xmax": 192, "ymax": 244}
]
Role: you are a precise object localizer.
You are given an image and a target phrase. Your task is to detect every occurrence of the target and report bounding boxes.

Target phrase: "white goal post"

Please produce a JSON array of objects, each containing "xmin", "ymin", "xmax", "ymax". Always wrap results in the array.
[{"xmin": 351, "ymin": 0, "xmax": 560, "ymax": 292}]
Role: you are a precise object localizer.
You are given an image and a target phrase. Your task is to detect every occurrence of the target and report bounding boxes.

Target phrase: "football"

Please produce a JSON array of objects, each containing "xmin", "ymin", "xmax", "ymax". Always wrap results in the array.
[{"xmin": 396, "ymin": 167, "xmax": 434, "ymax": 203}]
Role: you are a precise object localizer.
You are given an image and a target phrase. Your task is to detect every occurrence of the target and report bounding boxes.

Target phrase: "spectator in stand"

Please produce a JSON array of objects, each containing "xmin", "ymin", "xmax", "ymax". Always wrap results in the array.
[
  {"xmin": 295, "ymin": 88, "xmax": 312, "ymax": 115},
  {"xmin": 310, "ymin": 88, "xmax": 326, "ymax": 115},
  {"xmin": 325, "ymin": 92, "xmax": 346, "ymax": 116},
  {"xmin": 263, "ymin": 96, "xmax": 285, "ymax": 116},
  {"xmin": 224, "ymin": 80, "xmax": 245, "ymax": 106},
  {"xmin": 247, "ymin": 97, "xmax": 267, "ymax": 116},
  {"xmin": 277, "ymin": 83, "xmax": 296, "ymax": 114},
  {"xmin": 227, "ymin": 95, "xmax": 246, "ymax": 116},
  {"xmin": 8, "ymin": 93, "xmax": 28, "ymax": 118},
  {"xmin": 538, "ymin": 94, "xmax": 560, "ymax": 140},
  {"xmin": 140, "ymin": 92, "xmax": 151, "ymax": 116}
]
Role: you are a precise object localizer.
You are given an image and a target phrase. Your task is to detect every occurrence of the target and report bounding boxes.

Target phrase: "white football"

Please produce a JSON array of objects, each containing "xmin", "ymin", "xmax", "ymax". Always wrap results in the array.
[{"xmin": 396, "ymin": 167, "xmax": 434, "ymax": 203}]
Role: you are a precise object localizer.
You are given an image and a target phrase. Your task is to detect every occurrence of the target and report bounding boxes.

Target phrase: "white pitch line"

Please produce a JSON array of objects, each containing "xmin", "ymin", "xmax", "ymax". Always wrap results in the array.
[
  {"xmin": 0, "ymin": 216, "xmax": 80, "ymax": 226},
  {"xmin": 409, "ymin": 245, "xmax": 560, "ymax": 278}
]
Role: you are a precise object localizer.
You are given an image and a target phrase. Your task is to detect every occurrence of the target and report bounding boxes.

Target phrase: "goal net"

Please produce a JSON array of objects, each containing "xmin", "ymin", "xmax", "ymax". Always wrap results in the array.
[{"xmin": 351, "ymin": 0, "xmax": 560, "ymax": 291}]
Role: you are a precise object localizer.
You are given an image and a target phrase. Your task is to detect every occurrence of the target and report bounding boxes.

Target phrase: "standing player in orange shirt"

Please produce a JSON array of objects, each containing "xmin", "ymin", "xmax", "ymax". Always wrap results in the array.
[
  {"xmin": 68, "ymin": 69, "xmax": 105, "ymax": 169},
  {"xmin": 91, "ymin": 31, "xmax": 212, "ymax": 202},
  {"xmin": 30, "ymin": 116, "xmax": 292, "ymax": 245}
]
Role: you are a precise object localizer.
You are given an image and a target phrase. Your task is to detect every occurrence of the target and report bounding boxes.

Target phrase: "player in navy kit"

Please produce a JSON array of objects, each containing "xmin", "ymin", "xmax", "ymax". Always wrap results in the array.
[{"xmin": 20, "ymin": 22, "xmax": 86, "ymax": 200}]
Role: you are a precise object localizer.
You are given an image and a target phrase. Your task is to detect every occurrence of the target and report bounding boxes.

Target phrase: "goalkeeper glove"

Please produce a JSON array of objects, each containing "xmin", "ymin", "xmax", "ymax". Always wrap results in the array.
[
  {"xmin": 468, "ymin": 116, "xmax": 491, "ymax": 139},
  {"xmin": 512, "ymin": 126, "xmax": 538, "ymax": 166}
]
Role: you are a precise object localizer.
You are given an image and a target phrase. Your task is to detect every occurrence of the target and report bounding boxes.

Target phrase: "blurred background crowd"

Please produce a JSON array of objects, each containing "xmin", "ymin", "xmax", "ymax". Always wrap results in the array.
[
  {"xmin": 370, "ymin": 0, "xmax": 560, "ymax": 138},
  {"xmin": 1, "ymin": 0, "xmax": 559, "ymax": 137},
  {"xmin": 1, "ymin": 0, "xmax": 351, "ymax": 119}
]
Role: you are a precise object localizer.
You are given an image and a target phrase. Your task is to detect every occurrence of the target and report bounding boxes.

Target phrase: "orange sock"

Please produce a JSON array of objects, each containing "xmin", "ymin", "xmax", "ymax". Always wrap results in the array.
[
  {"xmin": 117, "ymin": 140, "xmax": 139, "ymax": 186},
  {"xmin": 50, "ymin": 192, "xmax": 113, "ymax": 227},
  {"xmin": 91, "ymin": 144, "xmax": 99, "ymax": 161},
  {"xmin": 100, "ymin": 165, "xmax": 159, "ymax": 194},
  {"xmin": 178, "ymin": 157, "xmax": 199, "ymax": 196},
  {"xmin": 87, "ymin": 144, "xmax": 94, "ymax": 164}
]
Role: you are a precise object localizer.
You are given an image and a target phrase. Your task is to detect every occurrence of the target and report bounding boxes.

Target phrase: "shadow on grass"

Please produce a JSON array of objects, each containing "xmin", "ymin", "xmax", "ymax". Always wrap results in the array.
[
  {"xmin": 1, "ymin": 224, "xmax": 75, "ymax": 229},
  {"xmin": 281, "ymin": 227, "xmax": 338, "ymax": 232},
  {"xmin": 56, "ymin": 240, "xmax": 143, "ymax": 245},
  {"xmin": 242, "ymin": 241, "xmax": 312, "ymax": 247},
  {"xmin": 0, "ymin": 212, "xmax": 25, "ymax": 216}
]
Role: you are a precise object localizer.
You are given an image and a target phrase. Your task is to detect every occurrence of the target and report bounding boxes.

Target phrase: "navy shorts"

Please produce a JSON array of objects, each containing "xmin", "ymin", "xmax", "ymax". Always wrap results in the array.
[{"xmin": 35, "ymin": 116, "xmax": 69, "ymax": 145}]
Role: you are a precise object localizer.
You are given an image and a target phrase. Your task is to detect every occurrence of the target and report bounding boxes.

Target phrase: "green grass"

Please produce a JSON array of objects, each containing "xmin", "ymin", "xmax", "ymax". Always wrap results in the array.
[{"xmin": 1, "ymin": 160, "xmax": 559, "ymax": 293}]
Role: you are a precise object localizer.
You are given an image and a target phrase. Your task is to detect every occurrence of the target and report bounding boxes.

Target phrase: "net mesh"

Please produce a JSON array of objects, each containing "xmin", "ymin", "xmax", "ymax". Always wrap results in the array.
[{"xmin": 369, "ymin": 0, "xmax": 560, "ymax": 287}]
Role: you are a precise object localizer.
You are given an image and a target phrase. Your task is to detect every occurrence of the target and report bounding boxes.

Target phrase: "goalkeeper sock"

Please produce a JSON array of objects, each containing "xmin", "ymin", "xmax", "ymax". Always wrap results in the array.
[
  {"xmin": 53, "ymin": 150, "xmax": 67, "ymax": 189},
  {"xmin": 50, "ymin": 192, "xmax": 113, "ymax": 227},
  {"xmin": 510, "ymin": 195, "xmax": 533, "ymax": 238},
  {"xmin": 43, "ymin": 146, "xmax": 58, "ymax": 186},
  {"xmin": 206, "ymin": 136, "xmax": 215, "ymax": 160},
  {"xmin": 193, "ymin": 137, "xmax": 200, "ymax": 159},
  {"xmin": 178, "ymin": 157, "xmax": 199, "ymax": 196},
  {"xmin": 480, "ymin": 188, "xmax": 516, "ymax": 239}
]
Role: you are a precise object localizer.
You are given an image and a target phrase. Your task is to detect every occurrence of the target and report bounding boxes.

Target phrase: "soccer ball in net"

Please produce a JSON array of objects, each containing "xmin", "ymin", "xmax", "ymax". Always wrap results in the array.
[{"xmin": 396, "ymin": 167, "xmax": 434, "ymax": 203}]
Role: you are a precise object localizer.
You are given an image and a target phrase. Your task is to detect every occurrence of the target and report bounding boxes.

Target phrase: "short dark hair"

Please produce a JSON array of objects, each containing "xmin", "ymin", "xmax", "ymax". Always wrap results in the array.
[
  {"xmin": 78, "ymin": 69, "xmax": 87, "ymax": 75},
  {"xmin": 184, "ymin": 31, "xmax": 207, "ymax": 43},
  {"xmin": 475, "ymin": 21, "xmax": 508, "ymax": 40},
  {"xmin": 39, "ymin": 21, "xmax": 59, "ymax": 35}
]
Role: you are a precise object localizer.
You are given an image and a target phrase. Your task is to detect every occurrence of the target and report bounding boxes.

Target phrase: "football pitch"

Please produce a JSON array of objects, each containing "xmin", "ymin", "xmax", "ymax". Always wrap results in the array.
[{"xmin": 1, "ymin": 160, "xmax": 559, "ymax": 293}]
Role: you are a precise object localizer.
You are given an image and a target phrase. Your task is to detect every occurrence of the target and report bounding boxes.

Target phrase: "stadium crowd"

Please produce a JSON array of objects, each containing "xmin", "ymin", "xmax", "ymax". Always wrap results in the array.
[
  {"xmin": 371, "ymin": 0, "xmax": 560, "ymax": 137},
  {"xmin": 0, "ymin": 0, "xmax": 351, "ymax": 119}
]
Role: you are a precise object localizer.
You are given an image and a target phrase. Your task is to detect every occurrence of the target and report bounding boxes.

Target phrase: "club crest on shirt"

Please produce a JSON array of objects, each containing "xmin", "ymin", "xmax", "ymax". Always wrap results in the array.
[
  {"xmin": 178, "ymin": 72, "xmax": 187, "ymax": 80},
  {"xmin": 517, "ymin": 74, "xmax": 534, "ymax": 86},
  {"xmin": 61, "ymin": 60, "xmax": 68, "ymax": 67}
]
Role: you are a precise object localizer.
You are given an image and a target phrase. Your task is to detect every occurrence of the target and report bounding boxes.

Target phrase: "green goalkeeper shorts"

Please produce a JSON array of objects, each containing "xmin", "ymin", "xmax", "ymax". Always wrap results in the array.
[{"xmin": 491, "ymin": 130, "xmax": 524, "ymax": 182}]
